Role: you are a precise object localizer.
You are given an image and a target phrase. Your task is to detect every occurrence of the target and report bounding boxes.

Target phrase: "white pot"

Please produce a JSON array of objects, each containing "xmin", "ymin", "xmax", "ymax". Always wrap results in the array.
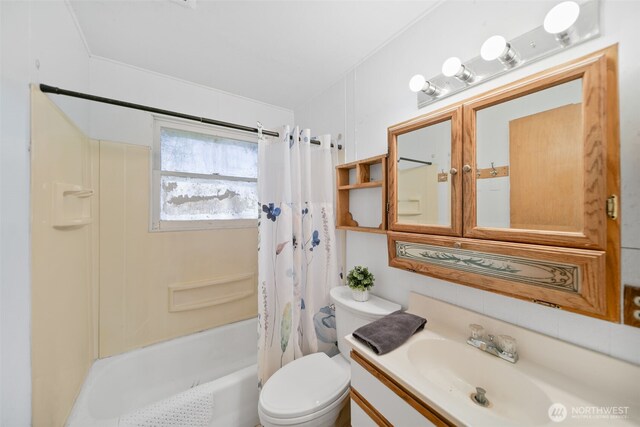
[{"xmin": 351, "ymin": 289, "xmax": 370, "ymax": 302}]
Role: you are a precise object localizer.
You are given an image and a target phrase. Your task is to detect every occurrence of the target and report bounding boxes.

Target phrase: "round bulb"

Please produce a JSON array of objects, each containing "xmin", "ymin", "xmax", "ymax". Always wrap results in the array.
[
  {"xmin": 481, "ymin": 35, "xmax": 508, "ymax": 61},
  {"xmin": 544, "ymin": 1, "xmax": 580, "ymax": 34},
  {"xmin": 409, "ymin": 74, "xmax": 426, "ymax": 92},
  {"xmin": 442, "ymin": 57, "xmax": 462, "ymax": 77}
]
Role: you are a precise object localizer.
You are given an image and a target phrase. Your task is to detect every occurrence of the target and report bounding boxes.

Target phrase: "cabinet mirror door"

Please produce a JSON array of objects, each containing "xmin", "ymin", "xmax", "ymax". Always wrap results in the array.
[
  {"xmin": 388, "ymin": 106, "xmax": 462, "ymax": 236},
  {"xmin": 463, "ymin": 50, "xmax": 616, "ymax": 249}
]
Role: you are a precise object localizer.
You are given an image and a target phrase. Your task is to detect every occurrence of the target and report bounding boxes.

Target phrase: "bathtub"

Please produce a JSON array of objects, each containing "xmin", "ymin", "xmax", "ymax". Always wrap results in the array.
[{"xmin": 67, "ymin": 318, "xmax": 259, "ymax": 427}]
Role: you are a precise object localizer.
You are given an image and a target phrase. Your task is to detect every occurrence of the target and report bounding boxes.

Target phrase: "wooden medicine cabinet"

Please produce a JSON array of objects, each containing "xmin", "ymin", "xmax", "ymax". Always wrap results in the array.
[{"xmin": 387, "ymin": 46, "xmax": 620, "ymax": 321}]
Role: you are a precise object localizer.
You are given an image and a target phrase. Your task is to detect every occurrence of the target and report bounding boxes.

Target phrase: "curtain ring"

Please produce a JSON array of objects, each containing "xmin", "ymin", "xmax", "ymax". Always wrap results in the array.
[{"xmin": 256, "ymin": 121, "xmax": 263, "ymax": 140}]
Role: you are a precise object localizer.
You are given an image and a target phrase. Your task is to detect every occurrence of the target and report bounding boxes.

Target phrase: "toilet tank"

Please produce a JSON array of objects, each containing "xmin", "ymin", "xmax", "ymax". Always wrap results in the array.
[{"xmin": 329, "ymin": 286, "xmax": 401, "ymax": 359}]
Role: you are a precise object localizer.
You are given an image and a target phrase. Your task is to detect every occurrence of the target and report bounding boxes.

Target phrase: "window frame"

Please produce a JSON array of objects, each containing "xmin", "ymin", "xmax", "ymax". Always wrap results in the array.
[{"xmin": 151, "ymin": 117, "xmax": 259, "ymax": 232}]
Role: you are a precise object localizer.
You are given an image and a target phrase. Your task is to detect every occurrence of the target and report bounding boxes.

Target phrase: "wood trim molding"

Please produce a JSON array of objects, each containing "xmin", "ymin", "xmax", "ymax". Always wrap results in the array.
[
  {"xmin": 604, "ymin": 45, "xmax": 621, "ymax": 323},
  {"xmin": 350, "ymin": 387, "xmax": 392, "ymax": 427},
  {"xmin": 351, "ymin": 350, "xmax": 456, "ymax": 427}
]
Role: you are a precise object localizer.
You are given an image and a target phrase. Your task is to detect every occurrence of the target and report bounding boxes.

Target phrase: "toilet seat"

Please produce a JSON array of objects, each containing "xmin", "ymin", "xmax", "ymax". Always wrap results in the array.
[{"xmin": 259, "ymin": 353, "xmax": 350, "ymax": 421}]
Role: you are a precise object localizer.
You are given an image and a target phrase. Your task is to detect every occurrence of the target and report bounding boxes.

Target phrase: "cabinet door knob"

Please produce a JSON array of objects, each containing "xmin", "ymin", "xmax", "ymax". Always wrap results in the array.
[
  {"xmin": 449, "ymin": 168, "xmax": 458, "ymax": 175},
  {"xmin": 463, "ymin": 164, "xmax": 472, "ymax": 173},
  {"xmin": 453, "ymin": 242, "xmax": 462, "ymax": 249}
]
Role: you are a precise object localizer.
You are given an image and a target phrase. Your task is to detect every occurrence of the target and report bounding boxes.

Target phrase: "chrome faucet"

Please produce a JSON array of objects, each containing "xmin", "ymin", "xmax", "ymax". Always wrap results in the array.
[{"xmin": 467, "ymin": 324, "xmax": 518, "ymax": 364}]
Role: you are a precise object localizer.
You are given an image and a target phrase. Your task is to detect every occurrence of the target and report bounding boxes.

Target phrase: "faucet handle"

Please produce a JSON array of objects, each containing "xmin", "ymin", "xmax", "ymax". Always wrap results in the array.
[
  {"xmin": 496, "ymin": 335, "xmax": 517, "ymax": 355},
  {"xmin": 469, "ymin": 324, "xmax": 484, "ymax": 339}
]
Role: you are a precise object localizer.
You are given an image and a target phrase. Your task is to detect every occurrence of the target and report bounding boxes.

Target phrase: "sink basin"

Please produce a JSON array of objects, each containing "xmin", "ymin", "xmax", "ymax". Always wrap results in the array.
[{"xmin": 407, "ymin": 338, "xmax": 553, "ymax": 425}]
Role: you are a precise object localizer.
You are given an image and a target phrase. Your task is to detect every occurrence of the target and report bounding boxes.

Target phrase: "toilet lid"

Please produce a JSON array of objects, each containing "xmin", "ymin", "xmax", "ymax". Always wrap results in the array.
[{"xmin": 259, "ymin": 353, "xmax": 350, "ymax": 419}]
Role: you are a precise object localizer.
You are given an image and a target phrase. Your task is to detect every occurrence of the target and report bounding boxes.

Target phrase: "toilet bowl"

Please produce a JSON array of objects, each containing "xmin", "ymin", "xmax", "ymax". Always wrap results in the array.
[
  {"xmin": 258, "ymin": 286, "xmax": 400, "ymax": 427},
  {"xmin": 258, "ymin": 352, "xmax": 350, "ymax": 427}
]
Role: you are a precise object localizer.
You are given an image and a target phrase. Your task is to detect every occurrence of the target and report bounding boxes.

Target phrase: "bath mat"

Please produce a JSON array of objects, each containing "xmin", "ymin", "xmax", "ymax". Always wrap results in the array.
[{"xmin": 119, "ymin": 384, "xmax": 214, "ymax": 427}]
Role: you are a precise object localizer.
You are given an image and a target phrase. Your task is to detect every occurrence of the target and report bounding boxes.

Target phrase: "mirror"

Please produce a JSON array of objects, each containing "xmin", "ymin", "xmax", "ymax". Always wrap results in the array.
[
  {"xmin": 475, "ymin": 78, "xmax": 583, "ymax": 232},
  {"xmin": 396, "ymin": 120, "xmax": 452, "ymax": 226}
]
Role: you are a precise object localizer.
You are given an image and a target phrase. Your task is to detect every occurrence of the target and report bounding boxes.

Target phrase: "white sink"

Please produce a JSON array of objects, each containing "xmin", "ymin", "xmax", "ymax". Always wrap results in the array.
[
  {"xmin": 345, "ymin": 293, "xmax": 640, "ymax": 426},
  {"xmin": 407, "ymin": 338, "xmax": 553, "ymax": 425}
]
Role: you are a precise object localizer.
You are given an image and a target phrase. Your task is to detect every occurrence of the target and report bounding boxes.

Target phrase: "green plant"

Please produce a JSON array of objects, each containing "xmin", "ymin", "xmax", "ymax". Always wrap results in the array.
[{"xmin": 346, "ymin": 266, "xmax": 375, "ymax": 291}]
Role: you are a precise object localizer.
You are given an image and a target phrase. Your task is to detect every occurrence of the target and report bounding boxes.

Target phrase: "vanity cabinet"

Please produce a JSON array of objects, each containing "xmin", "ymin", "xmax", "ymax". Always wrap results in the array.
[
  {"xmin": 350, "ymin": 350, "xmax": 454, "ymax": 427},
  {"xmin": 387, "ymin": 46, "xmax": 620, "ymax": 321}
]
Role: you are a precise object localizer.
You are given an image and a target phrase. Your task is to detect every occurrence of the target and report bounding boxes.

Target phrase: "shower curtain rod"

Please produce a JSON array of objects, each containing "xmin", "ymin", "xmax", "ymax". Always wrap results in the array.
[
  {"xmin": 39, "ymin": 84, "xmax": 342, "ymax": 150},
  {"xmin": 398, "ymin": 157, "xmax": 433, "ymax": 165}
]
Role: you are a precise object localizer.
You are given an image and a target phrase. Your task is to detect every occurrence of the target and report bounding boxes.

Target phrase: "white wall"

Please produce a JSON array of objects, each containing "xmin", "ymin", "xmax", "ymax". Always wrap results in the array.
[
  {"xmin": 297, "ymin": 0, "xmax": 640, "ymax": 365},
  {"xmin": 1, "ymin": 2, "xmax": 90, "ymax": 425},
  {"xmin": 0, "ymin": 2, "xmax": 293, "ymax": 425},
  {"xmin": 87, "ymin": 56, "xmax": 293, "ymax": 146}
]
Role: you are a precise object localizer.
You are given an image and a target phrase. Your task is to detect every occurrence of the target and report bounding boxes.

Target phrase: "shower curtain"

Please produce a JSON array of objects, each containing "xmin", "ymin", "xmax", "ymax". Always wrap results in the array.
[{"xmin": 257, "ymin": 126, "xmax": 341, "ymax": 387}]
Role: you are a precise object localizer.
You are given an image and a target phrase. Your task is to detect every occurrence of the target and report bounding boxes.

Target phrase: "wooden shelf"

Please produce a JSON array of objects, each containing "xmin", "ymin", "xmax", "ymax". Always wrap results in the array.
[
  {"xmin": 337, "ymin": 225, "xmax": 387, "ymax": 234},
  {"xmin": 338, "ymin": 180, "xmax": 383, "ymax": 190},
  {"xmin": 336, "ymin": 154, "xmax": 388, "ymax": 233}
]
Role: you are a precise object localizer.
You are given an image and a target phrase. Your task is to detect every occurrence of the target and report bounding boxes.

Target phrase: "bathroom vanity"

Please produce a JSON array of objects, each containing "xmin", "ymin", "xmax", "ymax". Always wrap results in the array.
[
  {"xmin": 350, "ymin": 349, "xmax": 452, "ymax": 426},
  {"xmin": 346, "ymin": 293, "xmax": 640, "ymax": 426}
]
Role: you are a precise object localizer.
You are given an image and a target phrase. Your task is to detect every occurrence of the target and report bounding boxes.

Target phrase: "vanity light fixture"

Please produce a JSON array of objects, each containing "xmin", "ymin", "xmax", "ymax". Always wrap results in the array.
[
  {"xmin": 441, "ymin": 57, "xmax": 474, "ymax": 83},
  {"xmin": 409, "ymin": 74, "xmax": 442, "ymax": 97},
  {"xmin": 410, "ymin": 0, "xmax": 599, "ymax": 109},
  {"xmin": 544, "ymin": 1, "xmax": 581, "ymax": 45},
  {"xmin": 480, "ymin": 35, "xmax": 519, "ymax": 67}
]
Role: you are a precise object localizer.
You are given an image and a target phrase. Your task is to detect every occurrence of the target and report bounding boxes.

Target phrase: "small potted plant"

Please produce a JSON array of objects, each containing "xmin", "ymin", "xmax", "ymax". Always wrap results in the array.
[{"xmin": 346, "ymin": 266, "xmax": 375, "ymax": 302}]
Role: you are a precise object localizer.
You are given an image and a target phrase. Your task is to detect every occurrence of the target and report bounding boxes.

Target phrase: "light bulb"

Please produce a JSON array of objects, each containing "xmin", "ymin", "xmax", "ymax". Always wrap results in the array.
[
  {"xmin": 481, "ymin": 35, "xmax": 508, "ymax": 61},
  {"xmin": 442, "ymin": 57, "xmax": 462, "ymax": 77},
  {"xmin": 480, "ymin": 35, "xmax": 519, "ymax": 66},
  {"xmin": 442, "ymin": 56, "xmax": 474, "ymax": 82},
  {"xmin": 409, "ymin": 74, "xmax": 427, "ymax": 93},
  {"xmin": 544, "ymin": 1, "xmax": 580, "ymax": 35}
]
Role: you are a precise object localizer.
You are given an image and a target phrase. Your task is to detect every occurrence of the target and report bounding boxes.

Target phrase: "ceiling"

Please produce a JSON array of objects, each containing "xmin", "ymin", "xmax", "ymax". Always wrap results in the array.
[{"xmin": 68, "ymin": 0, "xmax": 440, "ymax": 109}]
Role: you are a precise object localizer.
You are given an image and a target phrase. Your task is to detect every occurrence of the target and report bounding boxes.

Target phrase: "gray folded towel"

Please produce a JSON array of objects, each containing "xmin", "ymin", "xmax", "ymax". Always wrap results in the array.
[{"xmin": 352, "ymin": 310, "xmax": 427, "ymax": 355}]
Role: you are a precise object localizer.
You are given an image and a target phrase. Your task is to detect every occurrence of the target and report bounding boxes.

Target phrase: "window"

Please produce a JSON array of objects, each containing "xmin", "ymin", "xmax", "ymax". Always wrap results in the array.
[{"xmin": 151, "ymin": 119, "xmax": 258, "ymax": 231}]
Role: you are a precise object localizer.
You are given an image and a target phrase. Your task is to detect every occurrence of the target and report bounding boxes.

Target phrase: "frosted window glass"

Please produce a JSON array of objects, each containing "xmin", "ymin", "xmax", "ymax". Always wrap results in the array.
[
  {"xmin": 161, "ymin": 127, "xmax": 258, "ymax": 178},
  {"xmin": 161, "ymin": 175, "xmax": 258, "ymax": 221}
]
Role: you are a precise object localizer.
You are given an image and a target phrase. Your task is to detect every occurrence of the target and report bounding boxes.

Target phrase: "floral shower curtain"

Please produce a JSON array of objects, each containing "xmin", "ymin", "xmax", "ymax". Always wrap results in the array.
[{"xmin": 257, "ymin": 126, "xmax": 341, "ymax": 388}]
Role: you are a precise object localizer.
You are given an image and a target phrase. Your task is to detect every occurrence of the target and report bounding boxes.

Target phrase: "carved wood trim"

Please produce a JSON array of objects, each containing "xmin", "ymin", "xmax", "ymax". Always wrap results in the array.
[{"xmin": 388, "ymin": 232, "xmax": 614, "ymax": 320}]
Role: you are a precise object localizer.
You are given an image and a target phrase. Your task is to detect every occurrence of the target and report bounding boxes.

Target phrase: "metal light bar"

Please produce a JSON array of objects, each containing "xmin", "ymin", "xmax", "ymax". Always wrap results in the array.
[{"xmin": 416, "ymin": 0, "xmax": 600, "ymax": 109}]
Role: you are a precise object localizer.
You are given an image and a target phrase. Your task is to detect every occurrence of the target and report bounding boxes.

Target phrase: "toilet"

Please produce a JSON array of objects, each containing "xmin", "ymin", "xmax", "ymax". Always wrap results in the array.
[{"xmin": 258, "ymin": 286, "xmax": 401, "ymax": 427}]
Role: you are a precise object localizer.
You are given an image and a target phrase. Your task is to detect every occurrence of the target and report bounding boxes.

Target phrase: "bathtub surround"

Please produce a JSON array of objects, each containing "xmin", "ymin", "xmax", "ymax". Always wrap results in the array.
[
  {"xmin": 99, "ymin": 141, "xmax": 257, "ymax": 357},
  {"xmin": 258, "ymin": 127, "xmax": 341, "ymax": 385},
  {"xmin": 30, "ymin": 88, "xmax": 97, "ymax": 427},
  {"xmin": 296, "ymin": 0, "xmax": 640, "ymax": 365},
  {"xmin": 29, "ymin": 89, "xmax": 261, "ymax": 424}
]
